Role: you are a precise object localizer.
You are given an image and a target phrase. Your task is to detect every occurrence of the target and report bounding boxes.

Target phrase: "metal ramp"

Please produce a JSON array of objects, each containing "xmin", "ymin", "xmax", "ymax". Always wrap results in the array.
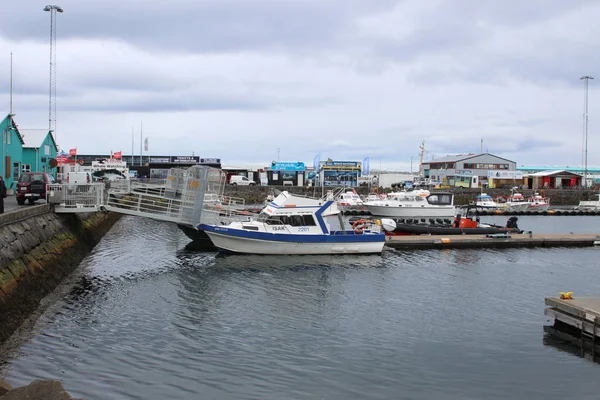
[
  {"xmin": 48, "ymin": 183, "xmax": 106, "ymax": 213},
  {"xmin": 103, "ymin": 166, "xmax": 249, "ymax": 228}
]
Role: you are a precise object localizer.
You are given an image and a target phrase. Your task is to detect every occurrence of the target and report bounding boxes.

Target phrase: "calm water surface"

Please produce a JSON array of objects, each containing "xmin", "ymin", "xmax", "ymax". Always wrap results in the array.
[{"xmin": 2, "ymin": 215, "xmax": 600, "ymax": 399}]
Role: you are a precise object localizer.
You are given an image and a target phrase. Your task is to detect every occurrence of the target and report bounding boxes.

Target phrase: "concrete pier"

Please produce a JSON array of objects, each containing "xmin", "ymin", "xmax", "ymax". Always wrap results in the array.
[{"xmin": 385, "ymin": 233, "xmax": 600, "ymax": 250}]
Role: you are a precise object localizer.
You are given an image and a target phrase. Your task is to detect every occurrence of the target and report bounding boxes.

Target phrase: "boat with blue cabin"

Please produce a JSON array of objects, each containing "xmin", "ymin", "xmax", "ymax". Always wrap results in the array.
[{"xmin": 198, "ymin": 191, "xmax": 386, "ymax": 255}]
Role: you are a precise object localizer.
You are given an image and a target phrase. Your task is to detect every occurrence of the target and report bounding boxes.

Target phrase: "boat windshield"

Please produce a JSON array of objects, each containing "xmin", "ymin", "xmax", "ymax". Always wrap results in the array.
[{"xmin": 426, "ymin": 194, "xmax": 453, "ymax": 206}]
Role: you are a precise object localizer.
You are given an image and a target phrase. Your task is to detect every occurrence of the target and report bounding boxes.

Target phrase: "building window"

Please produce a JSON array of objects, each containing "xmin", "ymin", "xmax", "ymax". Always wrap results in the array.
[
  {"xmin": 44, "ymin": 144, "xmax": 50, "ymax": 155},
  {"xmin": 22, "ymin": 164, "xmax": 31, "ymax": 173},
  {"xmin": 7, "ymin": 131, "xmax": 10, "ymax": 145},
  {"xmin": 13, "ymin": 162, "xmax": 20, "ymax": 180}
]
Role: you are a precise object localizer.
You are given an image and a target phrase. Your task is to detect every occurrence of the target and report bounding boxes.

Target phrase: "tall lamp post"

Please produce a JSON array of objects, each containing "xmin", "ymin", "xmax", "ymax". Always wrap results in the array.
[
  {"xmin": 581, "ymin": 76, "xmax": 594, "ymax": 187},
  {"xmin": 44, "ymin": 5, "xmax": 63, "ymax": 143}
]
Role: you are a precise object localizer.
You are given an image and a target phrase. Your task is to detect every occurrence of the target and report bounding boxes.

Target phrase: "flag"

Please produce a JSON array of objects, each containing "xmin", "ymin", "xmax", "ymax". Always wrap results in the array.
[
  {"xmin": 114, "ymin": 151, "xmax": 122, "ymax": 159},
  {"xmin": 313, "ymin": 153, "xmax": 321, "ymax": 172},
  {"xmin": 362, "ymin": 157, "xmax": 370, "ymax": 175},
  {"xmin": 144, "ymin": 137, "xmax": 149, "ymax": 151},
  {"xmin": 69, "ymin": 148, "xmax": 77, "ymax": 157}
]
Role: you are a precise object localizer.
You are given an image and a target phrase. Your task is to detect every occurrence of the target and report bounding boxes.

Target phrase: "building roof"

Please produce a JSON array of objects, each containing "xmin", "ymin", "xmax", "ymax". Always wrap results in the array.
[
  {"xmin": 1, "ymin": 113, "xmax": 25, "ymax": 144},
  {"xmin": 518, "ymin": 165, "xmax": 600, "ymax": 173},
  {"xmin": 423, "ymin": 152, "xmax": 516, "ymax": 164},
  {"xmin": 527, "ymin": 169, "xmax": 582, "ymax": 177},
  {"xmin": 20, "ymin": 129, "xmax": 58, "ymax": 150},
  {"xmin": 423, "ymin": 154, "xmax": 475, "ymax": 163}
]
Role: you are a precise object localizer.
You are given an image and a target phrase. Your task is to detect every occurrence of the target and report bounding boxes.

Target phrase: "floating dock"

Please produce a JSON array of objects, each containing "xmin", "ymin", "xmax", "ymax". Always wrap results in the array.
[
  {"xmin": 385, "ymin": 233, "xmax": 600, "ymax": 250},
  {"xmin": 544, "ymin": 296, "xmax": 600, "ymax": 360},
  {"xmin": 342, "ymin": 209, "xmax": 600, "ymax": 217}
]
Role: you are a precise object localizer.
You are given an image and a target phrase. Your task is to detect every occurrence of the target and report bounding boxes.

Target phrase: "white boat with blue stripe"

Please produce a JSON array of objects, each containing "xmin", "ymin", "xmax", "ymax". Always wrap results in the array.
[{"xmin": 198, "ymin": 191, "xmax": 385, "ymax": 255}]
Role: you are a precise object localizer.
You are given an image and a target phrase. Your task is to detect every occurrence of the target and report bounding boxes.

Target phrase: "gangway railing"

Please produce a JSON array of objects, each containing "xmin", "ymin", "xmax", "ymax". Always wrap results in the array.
[{"xmin": 47, "ymin": 183, "xmax": 106, "ymax": 213}]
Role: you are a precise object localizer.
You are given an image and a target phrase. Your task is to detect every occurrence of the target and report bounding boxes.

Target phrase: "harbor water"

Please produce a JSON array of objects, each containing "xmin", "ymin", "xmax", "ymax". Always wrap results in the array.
[{"xmin": 1, "ymin": 215, "xmax": 600, "ymax": 399}]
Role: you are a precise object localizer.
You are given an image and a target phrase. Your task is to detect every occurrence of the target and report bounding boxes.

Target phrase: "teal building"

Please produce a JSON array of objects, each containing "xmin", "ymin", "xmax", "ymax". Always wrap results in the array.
[
  {"xmin": 0, "ymin": 113, "xmax": 25, "ymax": 193},
  {"xmin": 21, "ymin": 129, "xmax": 58, "ymax": 176}
]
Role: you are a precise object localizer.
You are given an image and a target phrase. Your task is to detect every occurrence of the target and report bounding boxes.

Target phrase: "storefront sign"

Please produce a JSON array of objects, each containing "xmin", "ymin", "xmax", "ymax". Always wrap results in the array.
[
  {"xmin": 487, "ymin": 171, "xmax": 523, "ymax": 179},
  {"xmin": 322, "ymin": 161, "xmax": 361, "ymax": 170},
  {"xmin": 149, "ymin": 157, "xmax": 171, "ymax": 164},
  {"xmin": 272, "ymin": 161, "xmax": 305, "ymax": 171},
  {"xmin": 172, "ymin": 156, "xmax": 200, "ymax": 164},
  {"xmin": 200, "ymin": 158, "xmax": 221, "ymax": 164}
]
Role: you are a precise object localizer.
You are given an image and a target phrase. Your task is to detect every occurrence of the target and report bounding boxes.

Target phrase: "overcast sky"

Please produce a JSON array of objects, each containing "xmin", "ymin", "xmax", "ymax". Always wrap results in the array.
[{"xmin": 0, "ymin": 0, "xmax": 599, "ymax": 171}]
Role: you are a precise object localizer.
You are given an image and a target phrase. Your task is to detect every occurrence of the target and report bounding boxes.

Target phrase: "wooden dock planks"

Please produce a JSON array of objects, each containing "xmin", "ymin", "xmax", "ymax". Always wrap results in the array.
[
  {"xmin": 545, "ymin": 297, "xmax": 600, "ymax": 338},
  {"xmin": 385, "ymin": 233, "xmax": 600, "ymax": 249}
]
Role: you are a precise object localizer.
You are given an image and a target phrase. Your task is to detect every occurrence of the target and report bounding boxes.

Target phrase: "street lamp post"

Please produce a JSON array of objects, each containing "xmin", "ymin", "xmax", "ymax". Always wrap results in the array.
[{"xmin": 581, "ymin": 75, "xmax": 594, "ymax": 188}]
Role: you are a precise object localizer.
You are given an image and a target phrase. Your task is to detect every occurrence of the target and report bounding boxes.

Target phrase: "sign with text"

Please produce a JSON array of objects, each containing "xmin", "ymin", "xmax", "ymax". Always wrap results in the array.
[
  {"xmin": 200, "ymin": 158, "xmax": 221, "ymax": 164},
  {"xmin": 271, "ymin": 161, "xmax": 305, "ymax": 171},
  {"xmin": 487, "ymin": 170, "xmax": 523, "ymax": 179},
  {"xmin": 149, "ymin": 157, "xmax": 171, "ymax": 164},
  {"xmin": 172, "ymin": 156, "xmax": 200, "ymax": 164}
]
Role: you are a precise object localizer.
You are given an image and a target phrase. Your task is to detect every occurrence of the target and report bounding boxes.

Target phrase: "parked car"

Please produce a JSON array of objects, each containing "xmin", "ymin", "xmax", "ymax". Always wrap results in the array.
[
  {"xmin": 15, "ymin": 172, "xmax": 55, "ymax": 205},
  {"xmin": 230, "ymin": 175, "xmax": 256, "ymax": 186}
]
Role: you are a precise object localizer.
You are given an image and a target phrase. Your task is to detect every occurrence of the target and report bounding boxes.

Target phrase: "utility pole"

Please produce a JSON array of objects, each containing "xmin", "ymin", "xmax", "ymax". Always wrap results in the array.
[
  {"xmin": 410, "ymin": 156, "xmax": 414, "ymax": 174},
  {"xmin": 44, "ymin": 5, "xmax": 63, "ymax": 143},
  {"xmin": 581, "ymin": 76, "xmax": 594, "ymax": 188},
  {"xmin": 9, "ymin": 53, "xmax": 13, "ymax": 115}
]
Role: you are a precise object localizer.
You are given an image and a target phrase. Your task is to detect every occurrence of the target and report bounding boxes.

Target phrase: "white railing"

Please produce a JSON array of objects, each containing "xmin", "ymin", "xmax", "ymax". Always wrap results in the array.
[{"xmin": 47, "ymin": 183, "xmax": 105, "ymax": 212}]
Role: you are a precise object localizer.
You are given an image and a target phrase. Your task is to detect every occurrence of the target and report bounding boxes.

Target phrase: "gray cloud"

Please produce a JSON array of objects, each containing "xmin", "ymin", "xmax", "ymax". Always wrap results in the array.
[{"xmin": 0, "ymin": 0, "xmax": 399, "ymax": 54}]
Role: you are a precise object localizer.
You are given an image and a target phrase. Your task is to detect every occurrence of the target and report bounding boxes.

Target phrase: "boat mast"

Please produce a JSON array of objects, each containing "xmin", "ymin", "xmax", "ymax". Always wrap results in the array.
[{"xmin": 418, "ymin": 141, "xmax": 425, "ymax": 177}]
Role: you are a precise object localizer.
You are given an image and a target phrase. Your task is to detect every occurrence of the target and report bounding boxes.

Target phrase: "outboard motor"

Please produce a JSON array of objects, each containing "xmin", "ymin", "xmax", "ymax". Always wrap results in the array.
[{"xmin": 506, "ymin": 216, "xmax": 519, "ymax": 229}]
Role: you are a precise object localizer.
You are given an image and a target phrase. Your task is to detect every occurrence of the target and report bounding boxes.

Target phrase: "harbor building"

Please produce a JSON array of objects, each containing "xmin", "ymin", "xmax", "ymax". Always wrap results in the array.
[
  {"xmin": 20, "ymin": 129, "xmax": 58, "ymax": 175},
  {"xmin": 0, "ymin": 114, "xmax": 24, "ymax": 193},
  {"xmin": 421, "ymin": 153, "xmax": 519, "ymax": 188}
]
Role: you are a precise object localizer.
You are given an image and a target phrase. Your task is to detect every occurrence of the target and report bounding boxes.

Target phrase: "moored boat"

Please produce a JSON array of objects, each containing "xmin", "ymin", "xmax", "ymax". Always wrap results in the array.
[
  {"xmin": 198, "ymin": 191, "xmax": 385, "ymax": 255},
  {"xmin": 380, "ymin": 214, "xmax": 524, "ymax": 236},
  {"xmin": 364, "ymin": 190, "xmax": 455, "ymax": 219},
  {"xmin": 577, "ymin": 193, "xmax": 600, "ymax": 211},
  {"xmin": 527, "ymin": 193, "xmax": 550, "ymax": 211},
  {"xmin": 503, "ymin": 189, "xmax": 529, "ymax": 211}
]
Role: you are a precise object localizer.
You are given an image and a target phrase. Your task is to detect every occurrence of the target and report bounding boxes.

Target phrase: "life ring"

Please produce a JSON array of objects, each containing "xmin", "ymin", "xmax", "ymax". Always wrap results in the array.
[{"xmin": 352, "ymin": 219, "xmax": 374, "ymax": 234}]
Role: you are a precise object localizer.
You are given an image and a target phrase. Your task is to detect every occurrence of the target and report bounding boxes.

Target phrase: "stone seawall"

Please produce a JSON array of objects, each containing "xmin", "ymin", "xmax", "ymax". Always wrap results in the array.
[
  {"xmin": 0, "ymin": 206, "xmax": 121, "ymax": 344},
  {"xmin": 223, "ymin": 186, "xmax": 597, "ymax": 206}
]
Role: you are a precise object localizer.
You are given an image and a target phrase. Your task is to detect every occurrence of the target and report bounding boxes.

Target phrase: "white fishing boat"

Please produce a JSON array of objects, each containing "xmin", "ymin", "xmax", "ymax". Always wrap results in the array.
[
  {"xmin": 527, "ymin": 193, "xmax": 550, "ymax": 211},
  {"xmin": 503, "ymin": 190, "xmax": 529, "ymax": 211},
  {"xmin": 363, "ymin": 190, "xmax": 455, "ymax": 219},
  {"xmin": 577, "ymin": 193, "xmax": 600, "ymax": 211},
  {"xmin": 473, "ymin": 193, "xmax": 502, "ymax": 210},
  {"xmin": 198, "ymin": 191, "xmax": 385, "ymax": 255}
]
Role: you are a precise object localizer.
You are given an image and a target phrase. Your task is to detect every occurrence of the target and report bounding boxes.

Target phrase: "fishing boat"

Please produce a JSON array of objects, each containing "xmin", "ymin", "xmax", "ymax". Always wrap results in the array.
[
  {"xmin": 577, "ymin": 193, "xmax": 600, "ymax": 211},
  {"xmin": 473, "ymin": 193, "xmax": 502, "ymax": 210},
  {"xmin": 527, "ymin": 193, "xmax": 550, "ymax": 211},
  {"xmin": 380, "ymin": 213, "xmax": 523, "ymax": 236},
  {"xmin": 364, "ymin": 190, "xmax": 455, "ymax": 219},
  {"xmin": 503, "ymin": 189, "xmax": 529, "ymax": 211},
  {"xmin": 198, "ymin": 191, "xmax": 385, "ymax": 255}
]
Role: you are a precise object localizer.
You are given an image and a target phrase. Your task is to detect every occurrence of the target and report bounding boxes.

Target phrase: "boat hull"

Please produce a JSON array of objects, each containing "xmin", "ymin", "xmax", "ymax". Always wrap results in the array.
[
  {"xmin": 365, "ymin": 205, "xmax": 455, "ymax": 218},
  {"xmin": 527, "ymin": 204, "xmax": 550, "ymax": 211},
  {"xmin": 388, "ymin": 223, "xmax": 523, "ymax": 236},
  {"xmin": 199, "ymin": 225, "xmax": 385, "ymax": 255}
]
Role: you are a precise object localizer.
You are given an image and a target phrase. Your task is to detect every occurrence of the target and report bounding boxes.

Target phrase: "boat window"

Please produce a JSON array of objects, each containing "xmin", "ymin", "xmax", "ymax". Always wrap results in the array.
[
  {"xmin": 302, "ymin": 215, "xmax": 316, "ymax": 226},
  {"xmin": 427, "ymin": 194, "xmax": 453, "ymax": 205},
  {"xmin": 242, "ymin": 225, "xmax": 259, "ymax": 231},
  {"xmin": 265, "ymin": 216, "xmax": 286, "ymax": 225},
  {"xmin": 289, "ymin": 215, "xmax": 304, "ymax": 227}
]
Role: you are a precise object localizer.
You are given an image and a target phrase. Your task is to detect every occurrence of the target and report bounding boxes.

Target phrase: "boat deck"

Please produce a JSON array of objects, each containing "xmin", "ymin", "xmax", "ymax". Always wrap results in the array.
[{"xmin": 385, "ymin": 233, "xmax": 600, "ymax": 249}]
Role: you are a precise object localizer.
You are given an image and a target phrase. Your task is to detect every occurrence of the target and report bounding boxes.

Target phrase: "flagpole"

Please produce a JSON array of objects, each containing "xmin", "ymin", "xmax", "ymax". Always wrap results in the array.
[
  {"xmin": 131, "ymin": 127, "xmax": 134, "ymax": 167},
  {"xmin": 140, "ymin": 121, "xmax": 143, "ymax": 166}
]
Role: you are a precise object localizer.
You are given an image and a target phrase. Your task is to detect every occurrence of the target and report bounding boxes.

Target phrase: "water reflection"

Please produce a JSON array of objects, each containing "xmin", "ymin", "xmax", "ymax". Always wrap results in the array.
[{"xmin": 543, "ymin": 325, "xmax": 600, "ymax": 364}]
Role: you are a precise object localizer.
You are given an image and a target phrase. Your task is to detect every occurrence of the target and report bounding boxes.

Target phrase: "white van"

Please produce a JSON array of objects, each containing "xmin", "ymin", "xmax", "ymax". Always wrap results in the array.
[{"xmin": 230, "ymin": 175, "xmax": 256, "ymax": 186}]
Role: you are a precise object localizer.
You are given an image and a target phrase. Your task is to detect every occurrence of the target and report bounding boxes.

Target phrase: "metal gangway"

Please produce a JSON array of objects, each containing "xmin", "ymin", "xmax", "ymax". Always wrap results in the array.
[{"xmin": 48, "ymin": 166, "xmax": 250, "ymax": 232}]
